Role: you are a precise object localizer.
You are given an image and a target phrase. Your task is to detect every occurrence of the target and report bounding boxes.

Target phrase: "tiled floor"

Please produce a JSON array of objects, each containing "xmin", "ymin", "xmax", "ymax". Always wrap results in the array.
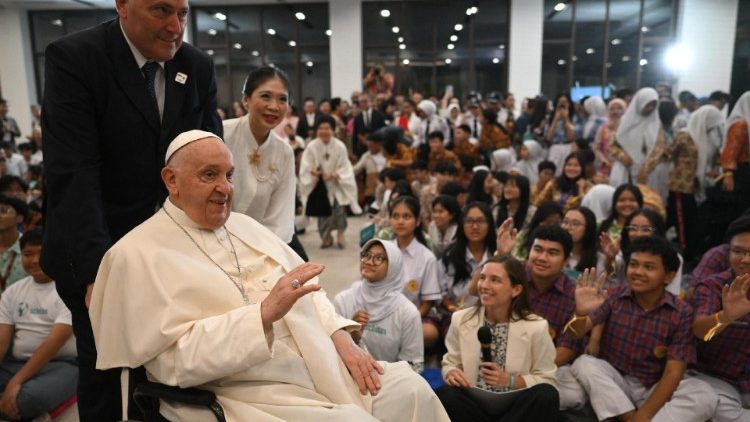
[{"xmin": 296, "ymin": 215, "xmax": 371, "ymax": 301}]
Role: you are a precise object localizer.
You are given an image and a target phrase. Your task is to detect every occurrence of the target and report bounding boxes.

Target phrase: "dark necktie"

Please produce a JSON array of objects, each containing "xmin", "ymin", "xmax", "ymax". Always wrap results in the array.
[
  {"xmin": 473, "ymin": 118, "xmax": 478, "ymax": 137},
  {"xmin": 364, "ymin": 110, "xmax": 370, "ymax": 128},
  {"xmin": 142, "ymin": 61, "xmax": 160, "ymax": 117}
]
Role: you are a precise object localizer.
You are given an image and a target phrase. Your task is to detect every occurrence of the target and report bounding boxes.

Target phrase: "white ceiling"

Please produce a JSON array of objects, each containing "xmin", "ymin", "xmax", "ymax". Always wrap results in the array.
[{"xmin": 0, "ymin": 0, "xmax": 326, "ymax": 9}]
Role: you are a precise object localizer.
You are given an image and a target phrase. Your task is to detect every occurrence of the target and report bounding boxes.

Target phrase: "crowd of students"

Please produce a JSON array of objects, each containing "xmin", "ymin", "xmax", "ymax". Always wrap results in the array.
[{"xmin": 233, "ymin": 82, "xmax": 750, "ymax": 421}]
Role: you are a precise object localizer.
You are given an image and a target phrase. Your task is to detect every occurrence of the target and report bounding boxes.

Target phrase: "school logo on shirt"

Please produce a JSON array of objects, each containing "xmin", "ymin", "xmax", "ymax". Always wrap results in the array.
[
  {"xmin": 406, "ymin": 279, "xmax": 420, "ymax": 293},
  {"xmin": 17, "ymin": 303, "xmax": 29, "ymax": 317},
  {"xmin": 653, "ymin": 345, "xmax": 668, "ymax": 359},
  {"xmin": 365, "ymin": 325, "xmax": 386, "ymax": 336}
]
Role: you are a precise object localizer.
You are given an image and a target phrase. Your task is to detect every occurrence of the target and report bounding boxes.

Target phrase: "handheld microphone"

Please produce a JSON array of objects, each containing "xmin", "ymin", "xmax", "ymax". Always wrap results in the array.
[{"xmin": 477, "ymin": 326, "xmax": 493, "ymax": 362}]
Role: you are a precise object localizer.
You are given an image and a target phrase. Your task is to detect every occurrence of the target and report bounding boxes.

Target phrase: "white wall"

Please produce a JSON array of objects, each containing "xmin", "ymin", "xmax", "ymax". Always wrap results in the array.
[
  {"xmin": 676, "ymin": 0, "xmax": 739, "ymax": 97},
  {"xmin": 328, "ymin": 0, "xmax": 363, "ymax": 99},
  {"xmin": 0, "ymin": 6, "xmax": 36, "ymax": 138},
  {"xmin": 508, "ymin": 0, "xmax": 544, "ymax": 106}
]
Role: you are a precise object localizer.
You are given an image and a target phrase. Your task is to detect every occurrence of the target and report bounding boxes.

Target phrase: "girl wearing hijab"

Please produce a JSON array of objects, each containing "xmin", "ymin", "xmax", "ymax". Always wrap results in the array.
[
  {"xmin": 490, "ymin": 148, "xmax": 516, "ymax": 173},
  {"xmin": 334, "ymin": 239, "xmax": 424, "ymax": 373},
  {"xmin": 662, "ymin": 105, "xmax": 724, "ymax": 262},
  {"xmin": 416, "ymin": 100, "xmax": 450, "ymax": 149},
  {"xmin": 516, "ymin": 140, "xmax": 544, "ymax": 185},
  {"xmin": 609, "ymin": 88, "xmax": 659, "ymax": 187},
  {"xmin": 638, "ymin": 100, "xmax": 679, "ymax": 201},
  {"xmin": 580, "ymin": 184, "xmax": 616, "ymax": 222},
  {"xmin": 720, "ymin": 91, "xmax": 750, "ymax": 215},
  {"xmin": 582, "ymin": 96, "xmax": 607, "ymax": 143},
  {"xmin": 593, "ymin": 98, "xmax": 626, "ymax": 177}
]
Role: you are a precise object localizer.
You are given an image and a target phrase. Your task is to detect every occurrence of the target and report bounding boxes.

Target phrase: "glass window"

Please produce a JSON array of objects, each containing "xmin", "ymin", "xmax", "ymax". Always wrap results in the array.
[
  {"xmin": 193, "ymin": 4, "xmax": 330, "ymax": 112},
  {"xmin": 363, "ymin": 1, "xmax": 509, "ymax": 99},
  {"xmin": 30, "ymin": 10, "xmax": 117, "ymax": 101},
  {"xmin": 541, "ymin": 0, "xmax": 677, "ymax": 99}
]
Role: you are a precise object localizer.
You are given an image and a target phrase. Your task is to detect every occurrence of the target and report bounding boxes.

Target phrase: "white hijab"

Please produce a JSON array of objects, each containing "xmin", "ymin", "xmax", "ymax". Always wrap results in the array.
[
  {"xmin": 351, "ymin": 239, "xmax": 405, "ymax": 323},
  {"xmin": 491, "ymin": 148, "xmax": 516, "ymax": 173},
  {"xmin": 583, "ymin": 96, "xmax": 607, "ymax": 140},
  {"xmin": 517, "ymin": 140, "xmax": 544, "ymax": 185},
  {"xmin": 686, "ymin": 105, "xmax": 724, "ymax": 191},
  {"xmin": 581, "ymin": 184, "xmax": 616, "ymax": 222},
  {"xmin": 725, "ymin": 91, "xmax": 750, "ymax": 148},
  {"xmin": 615, "ymin": 87, "xmax": 660, "ymax": 162}
]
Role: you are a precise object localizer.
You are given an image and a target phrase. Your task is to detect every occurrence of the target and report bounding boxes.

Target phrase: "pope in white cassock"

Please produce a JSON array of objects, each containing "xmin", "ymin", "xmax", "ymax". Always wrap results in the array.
[{"xmin": 88, "ymin": 130, "xmax": 449, "ymax": 421}]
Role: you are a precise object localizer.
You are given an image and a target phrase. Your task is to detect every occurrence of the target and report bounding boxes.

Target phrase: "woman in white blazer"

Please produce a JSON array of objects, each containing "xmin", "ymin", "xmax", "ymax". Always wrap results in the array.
[{"xmin": 437, "ymin": 254, "xmax": 560, "ymax": 422}]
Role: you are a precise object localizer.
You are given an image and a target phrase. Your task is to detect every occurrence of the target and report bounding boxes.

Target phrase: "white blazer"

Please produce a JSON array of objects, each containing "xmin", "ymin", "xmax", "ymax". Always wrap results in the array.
[{"xmin": 441, "ymin": 307, "xmax": 558, "ymax": 389}]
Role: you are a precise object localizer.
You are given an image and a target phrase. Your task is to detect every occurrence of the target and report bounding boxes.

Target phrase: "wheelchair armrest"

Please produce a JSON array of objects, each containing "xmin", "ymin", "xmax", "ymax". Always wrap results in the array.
[
  {"xmin": 133, "ymin": 381, "xmax": 226, "ymax": 422},
  {"xmin": 134, "ymin": 381, "xmax": 217, "ymax": 406}
]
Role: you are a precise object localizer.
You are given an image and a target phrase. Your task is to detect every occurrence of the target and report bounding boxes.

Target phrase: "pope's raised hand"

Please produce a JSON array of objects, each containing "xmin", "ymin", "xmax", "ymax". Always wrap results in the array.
[
  {"xmin": 574, "ymin": 268, "xmax": 607, "ymax": 316},
  {"xmin": 261, "ymin": 263, "xmax": 323, "ymax": 330}
]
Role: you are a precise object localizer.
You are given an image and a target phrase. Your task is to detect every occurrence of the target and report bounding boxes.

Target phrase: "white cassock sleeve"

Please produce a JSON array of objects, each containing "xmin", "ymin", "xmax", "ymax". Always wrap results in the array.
[{"xmin": 144, "ymin": 304, "xmax": 274, "ymax": 388}]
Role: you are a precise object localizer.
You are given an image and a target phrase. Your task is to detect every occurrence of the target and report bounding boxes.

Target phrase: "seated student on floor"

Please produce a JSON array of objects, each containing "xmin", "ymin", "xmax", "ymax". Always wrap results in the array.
[
  {"xmin": 334, "ymin": 239, "xmax": 424, "ymax": 373},
  {"xmin": 0, "ymin": 228, "xmax": 77, "ymax": 420},
  {"xmin": 494, "ymin": 222, "xmax": 587, "ymax": 410},
  {"xmin": 567, "ymin": 236, "xmax": 717, "ymax": 422},
  {"xmin": 691, "ymin": 216, "xmax": 750, "ymax": 421},
  {"xmin": 437, "ymin": 254, "xmax": 559, "ymax": 422}
]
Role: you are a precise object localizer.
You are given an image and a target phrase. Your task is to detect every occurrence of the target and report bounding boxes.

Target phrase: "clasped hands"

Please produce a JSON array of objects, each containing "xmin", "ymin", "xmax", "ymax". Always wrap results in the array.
[{"xmin": 445, "ymin": 363, "xmax": 511, "ymax": 389}]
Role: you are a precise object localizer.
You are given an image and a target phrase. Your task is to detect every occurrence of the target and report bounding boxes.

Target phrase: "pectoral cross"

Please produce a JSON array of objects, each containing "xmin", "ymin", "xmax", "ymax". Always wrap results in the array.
[{"xmin": 324, "ymin": 152, "xmax": 330, "ymax": 161}]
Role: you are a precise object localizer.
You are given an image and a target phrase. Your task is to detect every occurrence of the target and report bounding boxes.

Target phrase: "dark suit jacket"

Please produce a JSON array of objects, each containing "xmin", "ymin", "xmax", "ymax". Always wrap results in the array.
[
  {"xmin": 296, "ymin": 112, "xmax": 321, "ymax": 139},
  {"xmin": 41, "ymin": 19, "xmax": 222, "ymax": 297},
  {"xmin": 352, "ymin": 108, "xmax": 386, "ymax": 156}
]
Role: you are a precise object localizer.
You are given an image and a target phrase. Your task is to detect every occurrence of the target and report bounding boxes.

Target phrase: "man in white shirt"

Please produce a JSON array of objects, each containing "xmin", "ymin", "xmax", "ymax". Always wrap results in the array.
[{"xmin": 90, "ymin": 130, "xmax": 449, "ymax": 421}]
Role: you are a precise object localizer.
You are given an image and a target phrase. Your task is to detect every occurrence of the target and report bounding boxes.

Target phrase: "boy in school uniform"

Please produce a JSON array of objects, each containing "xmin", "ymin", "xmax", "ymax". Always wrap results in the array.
[
  {"xmin": 567, "ymin": 236, "xmax": 717, "ymax": 422},
  {"xmin": 690, "ymin": 216, "xmax": 750, "ymax": 422},
  {"xmin": 0, "ymin": 228, "xmax": 77, "ymax": 420}
]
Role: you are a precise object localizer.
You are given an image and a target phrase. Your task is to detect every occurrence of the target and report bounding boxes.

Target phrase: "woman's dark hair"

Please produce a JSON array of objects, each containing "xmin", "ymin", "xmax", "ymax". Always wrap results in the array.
[
  {"xmin": 390, "ymin": 179, "xmax": 413, "ymax": 198},
  {"xmin": 481, "ymin": 108, "xmax": 499, "ymax": 127},
  {"xmin": 432, "ymin": 195, "xmax": 461, "ymax": 225},
  {"xmin": 380, "ymin": 126, "xmax": 405, "ymax": 156},
  {"xmin": 242, "ymin": 66, "xmax": 290, "ymax": 97},
  {"xmin": 442, "ymin": 201, "xmax": 497, "ymax": 287},
  {"xmin": 314, "ymin": 114, "xmax": 337, "ymax": 132},
  {"xmin": 464, "ymin": 254, "xmax": 534, "ymax": 323},
  {"xmin": 330, "ymin": 97, "xmax": 342, "ymax": 112},
  {"xmin": 625, "ymin": 236, "xmax": 680, "ymax": 273},
  {"xmin": 620, "ymin": 208, "xmax": 666, "ymax": 253},
  {"xmin": 389, "ymin": 195, "xmax": 428, "ymax": 247},
  {"xmin": 555, "ymin": 152, "xmax": 584, "ymax": 195},
  {"xmin": 566, "ymin": 207, "xmax": 598, "ymax": 271},
  {"xmin": 379, "ymin": 167, "xmax": 406, "ymax": 183},
  {"xmin": 522, "ymin": 201, "xmax": 564, "ymax": 255},
  {"xmin": 726, "ymin": 215, "xmax": 750, "ymax": 242},
  {"xmin": 495, "ymin": 174, "xmax": 531, "ymax": 231},
  {"xmin": 598, "ymin": 184, "xmax": 644, "ymax": 236},
  {"xmin": 466, "ymin": 170, "xmax": 493, "ymax": 205},
  {"xmin": 658, "ymin": 99, "xmax": 679, "ymax": 130},
  {"xmin": 528, "ymin": 96, "xmax": 548, "ymax": 131},
  {"xmin": 548, "ymin": 92, "xmax": 575, "ymax": 125},
  {"xmin": 440, "ymin": 181, "xmax": 467, "ymax": 197}
]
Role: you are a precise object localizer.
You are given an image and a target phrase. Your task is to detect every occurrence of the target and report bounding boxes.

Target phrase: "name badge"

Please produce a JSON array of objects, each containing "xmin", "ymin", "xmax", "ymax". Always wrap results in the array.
[{"xmin": 175, "ymin": 72, "xmax": 188, "ymax": 84}]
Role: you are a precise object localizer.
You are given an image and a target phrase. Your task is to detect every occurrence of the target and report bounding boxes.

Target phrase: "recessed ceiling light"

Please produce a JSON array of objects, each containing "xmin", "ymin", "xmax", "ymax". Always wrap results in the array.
[
  {"xmin": 392, "ymin": 26, "xmax": 400, "ymax": 33},
  {"xmin": 450, "ymin": 35, "xmax": 458, "ymax": 42},
  {"xmin": 554, "ymin": 2, "xmax": 566, "ymax": 12},
  {"xmin": 214, "ymin": 12, "xmax": 227, "ymax": 21},
  {"xmin": 267, "ymin": 28, "xmax": 276, "ymax": 35},
  {"xmin": 447, "ymin": 44, "xmax": 455, "ymax": 50},
  {"xmin": 288, "ymin": 40, "xmax": 296, "ymax": 47},
  {"xmin": 51, "ymin": 19, "xmax": 63, "ymax": 27},
  {"xmin": 207, "ymin": 49, "xmax": 214, "ymax": 56},
  {"xmin": 325, "ymin": 29, "xmax": 332, "ymax": 36},
  {"xmin": 207, "ymin": 29, "xmax": 217, "ymax": 36},
  {"xmin": 398, "ymin": 37, "xmax": 404, "ymax": 43},
  {"xmin": 399, "ymin": 44, "xmax": 406, "ymax": 50},
  {"xmin": 557, "ymin": 59, "xmax": 566, "ymax": 65},
  {"xmin": 622, "ymin": 55, "xmax": 630, "ymax": 62},
  {"xmin": 640, "ymin": 58, "xmax": 648, "ymax": 65},
  {"xmin": 586, "ymin": 48, "xmax": 595, "ymax": 54},
  {"xmin": 233, "ymin": 43, "xmax": 242, "ymax": 49},
  {"xmin": 251, "ymin": 50, "xmax": 260, "ymax": 56},
  {"xmin": 454, "ymin": 24, "xmax": 463, "ymax": 31},
  {"xmin": 611, "ymin": 38, "xmax": 621, "ymax": 45},
  {"xmin": 402, "ymin": 58, "xmax": 410, "ymax": 65},
  {"xmin": 306, "ymin": 61, "xmax": 314, "ymax": 67},
  {"xmin": 445, "ymin": 58, "xmax": 452, "ymax": 64},
  {"xmin": 380, "ymin": 9, "xmax": 391, "ymax": 18},
  {"xmin": 492, "ymin": 57, "xmax": 500, "ymax": 64},
  {"xmin": 295, "ymin": 12, "xmax": 306, "ymax": 21},
  {"xmin": 641, "ymin": 26, "xmax": 649, "ymax": 32}
]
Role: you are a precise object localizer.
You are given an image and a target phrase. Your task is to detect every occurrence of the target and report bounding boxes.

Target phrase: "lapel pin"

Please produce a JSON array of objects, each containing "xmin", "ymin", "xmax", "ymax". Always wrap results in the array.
[{"xmin": 175, "ymin": 72, "xmax": 188, "ymax": 84}]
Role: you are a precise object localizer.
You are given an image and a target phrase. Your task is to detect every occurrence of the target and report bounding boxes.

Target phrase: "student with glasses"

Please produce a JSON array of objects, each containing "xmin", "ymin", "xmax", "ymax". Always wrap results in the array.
[
  {"xmin": 334, "ymin": 239, "xmax": 424, "ymax": 373},
  {"xmin": 560, "ymin": 207, "xmax": 605, "ymax": 279},
  {"xmin": 600, "ymin": 208, "xmax": 683, "ymax": 296}
]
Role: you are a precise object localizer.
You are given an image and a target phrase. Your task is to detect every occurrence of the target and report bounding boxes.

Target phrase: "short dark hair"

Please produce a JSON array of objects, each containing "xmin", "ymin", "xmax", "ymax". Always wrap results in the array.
[
  {"xmin": 314, "ymin": 115, "xmax": 337, "ymax": 132},
  {"xmin": 709, "ymin": 91, "xmax": 730, "ymax": 102},
  {"xmin": 440, "ymin": 181, "xmax": 467, "ymax": 197},
  {"xmin": 538, "ymin": 160, "xmax": 556, "ymax": 173},
  {"xmin": 242, "ymin": 67, "xmax": 290, "ymax": 97},
  {"xmin": 0, "ymin": 175, "xmax": 28, "ymax": 194},
  {"xmin": 434, "ymin": 160, "xmax": 458, "ymax": 176},
  {"xmin": 428, "ymin": 131, "xmax": 444, "ymax": 142},
  {"xmin": 0, "ymin": 142, "xmax": 12, "ymax": 150},
  {"xmin": 411, "ymin": 159, "xmax": 428, "ymax": 171},
  {"xmin": 432, "ymin": 195, "xmax": 461, "ymax": 224},
  {"xmin": 379, "ymin": 167, "xmax": 405, "ymax": 183},
  {"xmin": 457, "ymin": 124, "xmax": 471, "ymax": 134},
  {"xmin": 18, "ymin": 143, "xmax": 35, "ymax": 152},
  {"xmin": 531, "ymin": 224, "xmax": 573, "ymax": 258},
  {"xmin": 20, "ymin": 227, "xmax": 44, "ymax": 250},
  {"xmin": 625, "ymin": 236, "xmax": 680, "ymax": 273},
  {"xmin": 0, "ymin": 194, "xmax": 28, "ymax": 221},
  {"xmin": 726, "ymin": 215, "xmax": 750, "ymax": 243}
]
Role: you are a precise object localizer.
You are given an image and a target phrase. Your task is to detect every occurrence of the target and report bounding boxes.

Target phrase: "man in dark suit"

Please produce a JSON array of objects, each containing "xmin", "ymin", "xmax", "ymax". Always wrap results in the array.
[
  {"xmin": 40, "ymin": 0, "xmax": 221, "ymax": 420},
  {"xmin": 296, "ymin": 97, "xmax": 320, "ymax": 140},
  {"xmin": 352, "ymin": 94, "xmax": 386, "ymax": 157}
]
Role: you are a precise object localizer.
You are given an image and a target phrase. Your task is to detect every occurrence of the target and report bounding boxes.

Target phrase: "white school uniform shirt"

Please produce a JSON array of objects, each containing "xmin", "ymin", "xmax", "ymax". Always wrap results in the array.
[
  {"xmin": 437, "ymin": 248, "xmax": 488, "ymax": 309},
  {"xmin": 334, "ymin": 289, "xmax": 424, "ymax": 372},
  {"xmin": 394, "ymin": 238, "xmax": 442, "ymax": 306},
  {"xmin": 0, "ymin": 276, "xmax": 77, "ymax": 360}
]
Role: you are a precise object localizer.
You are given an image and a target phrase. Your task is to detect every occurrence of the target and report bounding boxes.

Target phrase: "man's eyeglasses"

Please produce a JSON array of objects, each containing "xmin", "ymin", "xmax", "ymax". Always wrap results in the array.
[
  {"xmin": 730, "ymin": 247, "xmax": 750, "ymax": 259},
  {"xmin": 360, "ymin": 252, "xmax": 388, "ymax": 266}
]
